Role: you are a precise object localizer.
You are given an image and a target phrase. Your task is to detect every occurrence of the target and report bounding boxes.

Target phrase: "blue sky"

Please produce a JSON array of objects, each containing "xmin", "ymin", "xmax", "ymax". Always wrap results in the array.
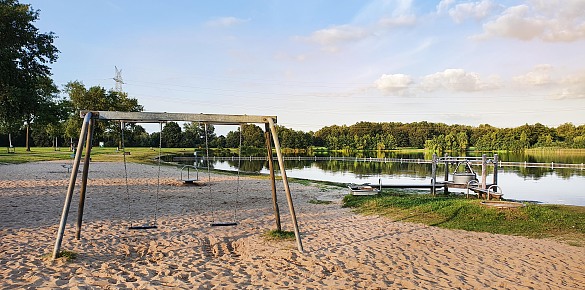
[{"xmin": 27, "ymin": 0, "xmax": 585, "ymax": 132}]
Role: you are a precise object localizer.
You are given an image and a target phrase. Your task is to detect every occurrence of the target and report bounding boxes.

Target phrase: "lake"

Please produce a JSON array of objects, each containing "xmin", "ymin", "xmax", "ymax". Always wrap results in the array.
[{"xmin": 169, "ymin": 150, "xmax": 585, "ymax": 206}]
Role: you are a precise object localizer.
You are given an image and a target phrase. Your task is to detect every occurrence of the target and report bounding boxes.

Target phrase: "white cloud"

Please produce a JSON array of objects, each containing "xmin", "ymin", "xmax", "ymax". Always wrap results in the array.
[
  {"xmin": 205, "ymin": 17, "xmax": 249, "ymax": 28},
  {"xmin": 301, "ymin": 0, "xmax": 417, "ymax": 52},
  {"xmin": 448, "ymin": 0, "xmax": 498, "ymax": 23},
  {"xmin": 553, "ymin": 88, "xmax": 585, "ymax": 100},
  {"xmin": 513, "ymin": 64, "xmax": 553, "ymax": 86},
  {"xmin": 476, "ymin": 1, "xmax": 585, "ymax": 42},
  {"xmin": 420, "ymin": 69, "xmax": 499, "ymax": 92},
  {"xmin": 378, "ymin": 14, "xmax": 417, "ymax": 27},
  {"xmin": 554, "ymin": 73, "xmax": 585, "ymax": 99},
  {"xmin": 436, "ymin": 0, "xmax": 456, "ymax": 14},
  {"xmin": 477, "ymin": 5, "xmax": 545, "ymax": 40},
  {"xmin": 308, "ymin": 25, "xmax": 368, "ymax": 46},
  {"xmin": 375, "ymin": 74, "xmax": 413, "ymax": 93}
]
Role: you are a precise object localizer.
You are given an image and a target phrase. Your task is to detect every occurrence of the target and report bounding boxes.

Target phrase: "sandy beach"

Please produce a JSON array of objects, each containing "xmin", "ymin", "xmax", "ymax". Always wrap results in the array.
[{"xmin": 1, "ymin": 161, "xmax": 584, "ymax": 289}]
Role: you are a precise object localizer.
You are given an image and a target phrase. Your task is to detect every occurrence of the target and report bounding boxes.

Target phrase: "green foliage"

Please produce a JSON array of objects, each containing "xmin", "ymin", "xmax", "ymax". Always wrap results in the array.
[
  {"xmin": 0, "ymin": 146, "xmax": 193, "ymax": 164},
  {"xmin": 42, "ymin": 250, "xmax": 77, "ymax": 261},
  {"xmin": 63, "ymin": 81, "xmax": 144, "ymax": 146},
  {"xmin": 308, "ymin": 199, "xmax": 332, "ymax": 205},
  {"xmin": 161, "ymin": 122, "xmax": 182, "ymax": 147},
  {"xmin": 343, "ymin": 191, "xmax": 585, "ymax": 246},
  {"xmin": 574, "ymin": 136, "xmax": 585, "ymax": 148},
  {"xmin": 0, "ymin": 0, "xmax": 60, "ymax": 149},
  {"xmin": 241, "ymin": 124, "xmax": 264, "ymax": 148},
  {"xmin": 276, "ymin": 125, "xmax": 313, "ymax": 149},
  {"xmin": 57, "ymin": 250, "xmax": 77, "ymax": 260},
  {"xmin": 263, "ymin": 230, "xmax": 296, "ymax": 241}
]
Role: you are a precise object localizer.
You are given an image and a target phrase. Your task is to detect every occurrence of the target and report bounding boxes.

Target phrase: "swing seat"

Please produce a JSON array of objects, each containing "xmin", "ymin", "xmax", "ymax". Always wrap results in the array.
[
  {"xmin": 182, "ymin": 179, "xmax": 199, "ymax": 184},
  {"xmin": 128, "ymin": 225, "xmax": 158, "ymax": 230},
  {"xmin": 210, "ymin": 222, "xmax": 238, "ymax": 227},
  {"xmin": 180, "ymin": 165, "xmax": 199, "ymax": 184}
]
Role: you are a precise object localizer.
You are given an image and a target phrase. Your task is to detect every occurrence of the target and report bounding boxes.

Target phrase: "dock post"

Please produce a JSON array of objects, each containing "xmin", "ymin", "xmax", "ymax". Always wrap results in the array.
[
  {"xmin": 431, "ymin": 154, "xmax": 437, "ymax": 196},
  {"xmin": 443, "ymin": 154, "xmax": 449, "ymax": 194},
  {"xmin": 493, "ymin": 154, "xmax": 498, "ymax": 185},
  {"xmin": 481, "ymin": 154, "xmax": 487, "ymax": 189}
]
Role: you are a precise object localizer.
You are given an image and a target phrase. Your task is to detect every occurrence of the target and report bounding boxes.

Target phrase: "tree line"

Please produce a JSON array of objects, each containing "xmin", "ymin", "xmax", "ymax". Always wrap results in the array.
[
  {"xmin": 312, "ymin": 121, "xmax": 585, "ymax": 151},
  {"xmin": 2, "ymin": 1, "xmax": 585, "ymax": 152}
]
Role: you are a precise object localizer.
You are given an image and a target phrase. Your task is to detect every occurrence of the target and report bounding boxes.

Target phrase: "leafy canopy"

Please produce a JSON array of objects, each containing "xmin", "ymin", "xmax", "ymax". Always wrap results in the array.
[{"xmin": 0, "ymin": 0, "xmax": 59, "ymax": 132}]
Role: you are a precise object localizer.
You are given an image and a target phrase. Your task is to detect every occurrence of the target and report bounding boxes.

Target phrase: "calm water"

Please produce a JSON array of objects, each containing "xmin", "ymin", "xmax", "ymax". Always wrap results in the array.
[{"xmin": 170, "ymin": 151, "xmax": 585, "ymax": 206}]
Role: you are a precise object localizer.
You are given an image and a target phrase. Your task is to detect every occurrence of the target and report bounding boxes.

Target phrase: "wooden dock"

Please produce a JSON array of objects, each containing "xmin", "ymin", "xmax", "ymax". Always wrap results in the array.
[
  {"xmin": 467, "ymin": 186, "xmax": 503, "ymax": 200},
  {"xmin": 377, "ymin": 183, "xmax": 445, "ymax": 189}
]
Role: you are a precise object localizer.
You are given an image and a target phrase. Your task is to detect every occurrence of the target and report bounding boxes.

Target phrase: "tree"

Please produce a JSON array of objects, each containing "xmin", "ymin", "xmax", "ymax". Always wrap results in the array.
[
  {"xmin": 182, "ymin": 122, "xmax": 216, "ymax": 148},
  {"xmin": 556, "ymin": 123, "xmax": 576, "ymax": 146},
  {"xmin": 161, "ymin": 122, "xmax": 182, "ymax": 148},
  {"xmin": 30, "ymin": 97, "xmax": 71, "ymax": 148},
  {"xmin": 241, "ymin": 124, "xmax": 264, "ymax": 148},
  {"xmin": 64, "ymin": 81, "xmax": 143, "ymax": 145},
  {"xmin": 456, "ymin": 132, "xmax": 468, "ymax": 151},
  {"xmin": 0, "ymin": 0, "xmax": 59, "ymax": 149},
  {"xmin": 225, "ymin": 130, "xmax": 240, "ymax": 148}
]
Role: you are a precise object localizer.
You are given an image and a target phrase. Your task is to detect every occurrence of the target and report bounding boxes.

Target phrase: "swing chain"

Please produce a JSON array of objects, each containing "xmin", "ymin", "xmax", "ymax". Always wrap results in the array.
[{"xmin": 121, "ymin": 121, "xmax": 132, "ymax": 227}]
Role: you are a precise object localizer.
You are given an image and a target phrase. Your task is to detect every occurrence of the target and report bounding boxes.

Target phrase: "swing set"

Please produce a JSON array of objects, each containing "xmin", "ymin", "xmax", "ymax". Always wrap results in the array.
[{"xmin": 52, "ymin": 111, "xmax": 302, "ymax": 259}]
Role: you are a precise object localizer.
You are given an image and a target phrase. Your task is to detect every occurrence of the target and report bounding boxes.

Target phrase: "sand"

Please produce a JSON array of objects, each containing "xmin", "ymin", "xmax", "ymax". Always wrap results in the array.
[{"xmin": 1, "ymin": 161, "xmax": 584, "ymax": 289}]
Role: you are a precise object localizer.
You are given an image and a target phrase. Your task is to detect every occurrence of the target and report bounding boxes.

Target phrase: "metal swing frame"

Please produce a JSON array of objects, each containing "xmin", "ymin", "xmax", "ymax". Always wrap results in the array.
[{"xmin": 52, "ymin": 111, "xmax": 303, "ymax": 259}]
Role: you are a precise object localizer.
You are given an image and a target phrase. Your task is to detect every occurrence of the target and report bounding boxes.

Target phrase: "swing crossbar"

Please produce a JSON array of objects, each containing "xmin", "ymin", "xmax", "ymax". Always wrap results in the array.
[
  {"xmin": 128, "ymin": 225, "xmax": 158, "ymax": 230},
  {"xmin": 81, "ymin": 110, "xmax": 276, "ymax": 124},
  {"xmin": 210, "ymin": 222, "xmax": 238, "ymax": 227}
]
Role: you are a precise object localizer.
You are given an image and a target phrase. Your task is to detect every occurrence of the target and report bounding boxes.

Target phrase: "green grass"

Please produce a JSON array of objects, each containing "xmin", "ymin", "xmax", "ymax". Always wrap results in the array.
[
  {"xmin": 42, "ymin": 250, "xmax": 78, "ymax": 261},
  {"xmin": 263, "ymin": 230, "xmax": 296, "ymax": 241},
  {"xmin": 308, "ymin": 199, "xmax": 332, "ymax": 205},
  {"xmin": 0, "ymin": 147, "xmax": 196, "ymax": 164},
  {"xmin": 343, "ymin": 190, "xmax": 585, "ymax": 246}
]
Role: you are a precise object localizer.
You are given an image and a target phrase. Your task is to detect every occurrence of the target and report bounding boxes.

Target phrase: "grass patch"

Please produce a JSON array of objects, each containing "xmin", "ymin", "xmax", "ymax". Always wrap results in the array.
[
  {"xmin": 308, "ymin": 199, "xmax": 332, "ymax": 205},
  {"xmin": 42, "ymin": 250, "xmax": 78, "ymax": 261},
  {"xmin": 343, "ymin": 190, "xmax": 585, "ymax": 246},
  {"xmin": 58, "ymin": 250, "xmax": 78, "ymax": 260},
  {"xmin": 0, "ymin": 147, "xmax": 202, "ymax": 164},
  {"xmin": 263, "ymin": 230, "xmax": 296, "ymax": 241}
]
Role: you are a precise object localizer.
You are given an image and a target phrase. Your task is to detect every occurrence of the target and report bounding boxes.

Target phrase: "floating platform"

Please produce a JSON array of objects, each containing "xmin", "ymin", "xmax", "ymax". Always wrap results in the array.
[
  {"xmin": 348, "ymin": 184, "xmax": 380, "ymax": 196},
  {"xmin": 468, "ymin": 186, "xmax": 503, "ymax": 200},
  {"xmin": 481, "ymin": 200, "xmax": 523, "ymax": 208}
]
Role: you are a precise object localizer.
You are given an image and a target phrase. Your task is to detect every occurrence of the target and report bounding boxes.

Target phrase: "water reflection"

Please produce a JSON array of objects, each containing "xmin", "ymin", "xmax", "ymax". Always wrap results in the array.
[{"xmin": 164, "ymin": 153, "xmax": 585, "ymax": 206}]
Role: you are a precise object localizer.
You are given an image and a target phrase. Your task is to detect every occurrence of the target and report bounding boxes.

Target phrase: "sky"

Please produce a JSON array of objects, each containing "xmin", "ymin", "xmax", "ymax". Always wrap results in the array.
[{"xmin": 26, "ymin": 0, "xmax": 585, "ymax": 133}]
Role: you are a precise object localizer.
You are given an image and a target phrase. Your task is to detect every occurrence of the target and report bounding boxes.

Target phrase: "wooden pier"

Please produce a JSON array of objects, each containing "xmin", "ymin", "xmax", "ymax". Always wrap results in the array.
[{"xmin": 348, "ymin": 154, "xmax": 502, "ymax": 198}]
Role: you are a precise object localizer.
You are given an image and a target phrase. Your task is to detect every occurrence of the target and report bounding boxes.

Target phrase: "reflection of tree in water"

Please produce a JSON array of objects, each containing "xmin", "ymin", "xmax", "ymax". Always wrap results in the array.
[
  {"xmin": 226, "ymin": 160, "xmax": 265, "ymax": 173},
  {"xmin": 166, "ymin": 153, "xmax": 585, "ymax": 179},
  {"xmin": 313, "ymin": 160, "xmax": 432, "ymax": 178},
  {"xmin": 506, "ymin": 166, "xmax": 585, "ymax": 179},
  {"xmin": 496, "ymin": 151, "xmax": 585, "ymax": 164}
]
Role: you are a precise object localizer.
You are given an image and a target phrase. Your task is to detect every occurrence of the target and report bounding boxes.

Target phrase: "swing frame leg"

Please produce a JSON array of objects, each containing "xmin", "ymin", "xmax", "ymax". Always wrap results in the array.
[
  {"xmin": 265, "ymin": 124, "xmax": 282, "ymax": 231},
  {"xmin": 267, "ymin": 118, "xmax": 303, "ymax": 252},
  {"xmin": 53, "ymin": 112, "xmax": 92, "ymax": 259}
]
